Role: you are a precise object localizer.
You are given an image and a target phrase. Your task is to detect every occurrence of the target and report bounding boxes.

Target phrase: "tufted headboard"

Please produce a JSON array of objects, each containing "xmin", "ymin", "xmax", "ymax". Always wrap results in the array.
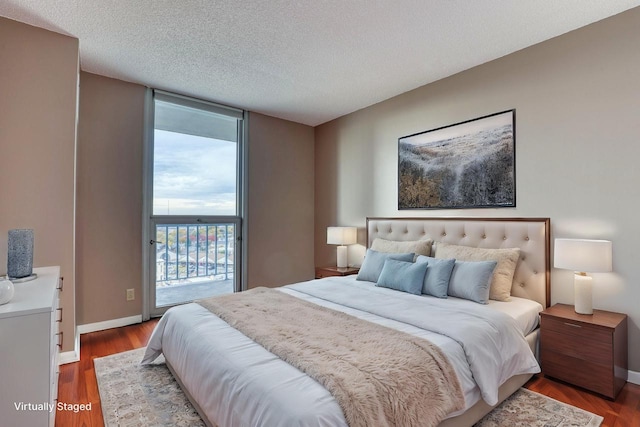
[{"xmin": 367, "ymin": 217, "xmax": 550, "ymax": 308}]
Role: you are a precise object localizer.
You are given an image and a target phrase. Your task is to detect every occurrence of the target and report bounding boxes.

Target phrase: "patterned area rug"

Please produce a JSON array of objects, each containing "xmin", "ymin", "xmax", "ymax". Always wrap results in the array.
[
  {"xmin": 474, "ymin": 388, "xmax": 603, "ymax": 427},
  {"xmin": 94, "ymin": 348, "xmax": 204, "ymax": 427},
  {"xmin": 95, "ymin": 347, "xmax": 603, "ymax": 427}
]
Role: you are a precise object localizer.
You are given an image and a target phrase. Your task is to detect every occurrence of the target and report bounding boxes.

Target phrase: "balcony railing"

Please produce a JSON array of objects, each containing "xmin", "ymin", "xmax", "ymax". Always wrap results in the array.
[{"xmin": 155, "ymin": 223, "xmax": 235, "ymax": 285}]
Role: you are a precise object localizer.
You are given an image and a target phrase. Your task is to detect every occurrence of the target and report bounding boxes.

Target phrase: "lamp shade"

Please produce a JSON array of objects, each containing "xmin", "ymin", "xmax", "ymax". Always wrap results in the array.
[
  {"xmin": 554, "ymin": 238, "xmax": 612, "ymax": 273},
  {"xmin": 327, "ymin": 226, "xmax": 357, "ymax": 245}
]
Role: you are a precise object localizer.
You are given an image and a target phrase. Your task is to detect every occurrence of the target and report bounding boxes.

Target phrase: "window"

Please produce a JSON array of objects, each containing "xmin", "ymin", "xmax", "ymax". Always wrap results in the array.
[{"xmin": 144, "ymin": 90, "xmax": 244, "ymax": 317}]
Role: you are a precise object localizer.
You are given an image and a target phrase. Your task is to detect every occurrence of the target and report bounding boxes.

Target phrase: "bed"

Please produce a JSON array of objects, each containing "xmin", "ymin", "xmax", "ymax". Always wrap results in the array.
[{"xmin": 142, "ymin": 217, "xmax": 551, "ymax": 427}]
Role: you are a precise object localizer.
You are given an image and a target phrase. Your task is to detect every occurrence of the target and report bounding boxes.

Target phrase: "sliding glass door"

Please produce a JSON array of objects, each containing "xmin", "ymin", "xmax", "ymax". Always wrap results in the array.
[{"xmin": 145, "ymin": 91, "xmax": 244, "ymax": 317}]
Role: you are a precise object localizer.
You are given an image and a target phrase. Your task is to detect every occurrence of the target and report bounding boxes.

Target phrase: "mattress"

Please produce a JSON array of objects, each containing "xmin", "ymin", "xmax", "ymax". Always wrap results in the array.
[{"xmin": 143, "ymin": 276, "xmax": 540, "ymax": 427}]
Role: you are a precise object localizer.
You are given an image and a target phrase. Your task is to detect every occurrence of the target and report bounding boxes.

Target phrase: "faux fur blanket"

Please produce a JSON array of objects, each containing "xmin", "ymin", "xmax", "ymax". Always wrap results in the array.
[{"xmin": 197, "ymin": 287, "xmax": 464, "ymax": 427}]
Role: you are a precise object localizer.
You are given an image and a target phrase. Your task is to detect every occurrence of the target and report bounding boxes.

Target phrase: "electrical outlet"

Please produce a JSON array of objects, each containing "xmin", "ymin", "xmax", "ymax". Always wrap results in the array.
[{"xmin": 126, "ymin": 289, "xmax": 135, "ymax": 301}]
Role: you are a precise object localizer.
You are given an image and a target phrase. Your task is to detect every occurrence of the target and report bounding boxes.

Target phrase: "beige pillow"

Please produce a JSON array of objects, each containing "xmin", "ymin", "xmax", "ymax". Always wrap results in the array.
[
  {"xmin": 434, "ymin": 242, "xmax": 520, "ymax": 301},
  {"xmin": 371, "ymin": 238, "xmax": 433, "ymax": 259}
]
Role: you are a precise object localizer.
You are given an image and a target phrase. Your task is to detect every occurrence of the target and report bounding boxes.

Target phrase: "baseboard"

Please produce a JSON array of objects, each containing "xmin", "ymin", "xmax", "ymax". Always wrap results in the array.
[
  {"xmin": 628, "ymin": 369, "xmax": 640, "ymax": 385},
  {"xmin": 58, "ymin": 328, "xmax": 81, "ymax": 365},
  {"xmin": 58, "ymin": 316, "xmax": 142, "ymax": 366},
  {"xmin": 58, "ymin": 349, "xmax": 79, "ymax": 365},
  {"xmin": 77, "ymin": 315, "xmax": 143, "ymax": 335}
]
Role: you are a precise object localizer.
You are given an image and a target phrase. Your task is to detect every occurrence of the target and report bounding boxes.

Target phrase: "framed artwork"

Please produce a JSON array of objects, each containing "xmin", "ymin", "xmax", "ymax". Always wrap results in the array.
[{"xmin": 398, "ymin": 109, "xmax": 515, "ymax": 209}]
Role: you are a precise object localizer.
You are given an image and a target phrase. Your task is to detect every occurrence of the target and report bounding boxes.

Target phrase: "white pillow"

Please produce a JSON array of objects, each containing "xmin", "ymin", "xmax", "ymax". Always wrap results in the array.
[
  {"xmin": 371, "ymin": 238, "xmax": 433, "ymax": 259},
  {"xmin": 434, "ymin": 242, "xmax": 520, "ymax": 302}
]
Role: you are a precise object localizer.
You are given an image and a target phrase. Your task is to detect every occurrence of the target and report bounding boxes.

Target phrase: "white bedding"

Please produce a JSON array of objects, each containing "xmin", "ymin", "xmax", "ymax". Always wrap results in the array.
[
  {"xmin": 324, "ymin": 276, "xmax": 542, "ymax": 336},
  {"xmin": 143, "ymin": 276, "xmax": 540, "ymax": 427},
  {"xmin": 486, "ymin": 294, "xmax": 543, "ymax": 336}
]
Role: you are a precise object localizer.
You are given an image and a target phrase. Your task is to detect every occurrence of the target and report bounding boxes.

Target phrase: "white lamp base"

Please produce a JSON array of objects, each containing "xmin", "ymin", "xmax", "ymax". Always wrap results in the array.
[
  {"xmin": 574, "ymin": 273, "xmax": 593, "ymax": 315},
  {"xmin": 336, "ymin": 245, "xmax": 348, "ymax": 268}
]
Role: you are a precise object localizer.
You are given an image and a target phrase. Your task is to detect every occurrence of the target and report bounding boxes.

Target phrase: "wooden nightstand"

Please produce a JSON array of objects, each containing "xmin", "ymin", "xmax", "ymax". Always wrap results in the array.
[
  {"xmin": 540, "ymin": 303, "xmax": 627, "ymax": 400},
  {"xmin": 315, "ymin": 266, "xmax": 360, "ymax": 279}
]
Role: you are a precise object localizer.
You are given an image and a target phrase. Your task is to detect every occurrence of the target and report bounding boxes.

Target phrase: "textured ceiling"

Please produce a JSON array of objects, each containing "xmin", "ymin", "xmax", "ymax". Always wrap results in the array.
[{"xmin": 1, "ymin": 1, "xmax": 638, "ymax": 126}]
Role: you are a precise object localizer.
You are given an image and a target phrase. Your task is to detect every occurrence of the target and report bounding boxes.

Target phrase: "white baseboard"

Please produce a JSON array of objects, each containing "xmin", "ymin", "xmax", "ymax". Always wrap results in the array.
[
  {"xmin": 58, "ymin": 316, "xmax": 142, "ymax": 365},
  {"xmin": 77, "ymin": 315, "xmax": 143, "ymax": 335},
  {"xmin": 58, "ymin": 328, "xmax": 81, "ymax": 365},
  {"xmin": 628, "ymin": 369, "xmax": 640, "ymax": 385},
  {"xmin": 59, "ymin": 350, "xmax": 79, "ymax": 365}
]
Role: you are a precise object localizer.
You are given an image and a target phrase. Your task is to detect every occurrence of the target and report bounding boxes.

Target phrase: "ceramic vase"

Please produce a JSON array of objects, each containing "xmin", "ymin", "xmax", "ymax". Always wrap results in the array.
[
  {"xmin": 0, "ymin": 279, "xmax": 14, "ymax": 305},
  {"xmin": 8, "ymin": 229, "xmax": 34, "ymax": 279}
]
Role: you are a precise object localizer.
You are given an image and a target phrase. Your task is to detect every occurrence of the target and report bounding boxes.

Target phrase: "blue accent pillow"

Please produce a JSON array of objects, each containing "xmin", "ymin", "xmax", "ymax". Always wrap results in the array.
[
  {"xmin": 415, "ymin": 255, "xmax": 456, "ymax": 298},
  {"xmin": 356, "ymin": 249, "xmax": 415, "ymax": 283},
  {"xmin": 447, "ymin": 260, "xmax": 497, "ymax": 304},
  {"xmin": 376, "ymin": 259, "xmax": 428, "ymax": 295}
]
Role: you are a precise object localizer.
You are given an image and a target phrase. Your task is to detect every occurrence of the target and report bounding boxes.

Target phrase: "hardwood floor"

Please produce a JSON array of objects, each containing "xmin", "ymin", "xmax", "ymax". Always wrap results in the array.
[
  {"xmin": 525, "ymin": 375, "xmax": 640, "ymax": 427},
  {"xmin": 55, "ymin": 319, "xmax": 159, "ymax": 427},
  {"xmin": 57, "ymin": 319, "xmax": 640, "ymax": 426}
]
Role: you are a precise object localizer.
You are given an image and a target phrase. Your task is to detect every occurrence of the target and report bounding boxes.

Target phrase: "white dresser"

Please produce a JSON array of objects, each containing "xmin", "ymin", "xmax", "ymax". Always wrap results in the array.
[{"xmin": 0, "ymin": 266, "xmax": 61, "ymax": 427}]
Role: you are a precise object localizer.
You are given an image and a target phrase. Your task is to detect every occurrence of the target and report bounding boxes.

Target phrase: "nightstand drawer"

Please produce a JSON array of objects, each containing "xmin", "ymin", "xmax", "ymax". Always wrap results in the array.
[
  {"xmin": 541, "ymin": 329, "xmax": 612, "ymax": 365},
  {"xmin": 541, "ymin": 349, "xmax": 614, "ymax": 398},
  {"xmin": 541, "ymin": 315, "xmax": 610, "ymax": 342},
  {"xmin": 539, "ymin": 304, "xmax": 627, "ymax": 400}
]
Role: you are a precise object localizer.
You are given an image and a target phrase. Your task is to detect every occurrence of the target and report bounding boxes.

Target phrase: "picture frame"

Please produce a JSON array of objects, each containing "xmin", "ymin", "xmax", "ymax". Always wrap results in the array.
[{"xmin": 398, "ymin": 109, "xmax": 515, "ymax": 210}]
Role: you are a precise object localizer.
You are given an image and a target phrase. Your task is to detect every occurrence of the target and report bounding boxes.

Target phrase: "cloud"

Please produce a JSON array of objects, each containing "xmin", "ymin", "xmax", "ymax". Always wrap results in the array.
[{"xmin": 153, "ymin": 130, "xmax": 237, "ymax": 215}]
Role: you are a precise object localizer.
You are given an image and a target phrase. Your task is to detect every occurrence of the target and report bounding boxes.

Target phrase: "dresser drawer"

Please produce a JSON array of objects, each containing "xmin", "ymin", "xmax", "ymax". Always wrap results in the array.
[
  {"xmin": 541, "ymin": 315, "xmax": 610, "ymax": 342},
  {"xmin": 541, "ymin": 349, "xmax": 614, "ymax": 398},
  {"xmin": 540, "ymin": 329, "xmax": 612, "ymax": 365}
]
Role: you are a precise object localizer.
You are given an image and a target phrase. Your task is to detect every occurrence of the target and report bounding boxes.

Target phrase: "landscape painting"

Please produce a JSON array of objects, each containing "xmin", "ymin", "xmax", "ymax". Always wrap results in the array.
[{"xmin": 398, "ymin": 110, "xmax": 515, "ymax": 209}]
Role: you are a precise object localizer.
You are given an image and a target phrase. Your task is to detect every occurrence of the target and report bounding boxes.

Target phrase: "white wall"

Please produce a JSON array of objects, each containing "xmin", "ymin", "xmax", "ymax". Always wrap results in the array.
[{"xmin": 315, "ymin": 8, "xmax": 640, "ymax": 371}]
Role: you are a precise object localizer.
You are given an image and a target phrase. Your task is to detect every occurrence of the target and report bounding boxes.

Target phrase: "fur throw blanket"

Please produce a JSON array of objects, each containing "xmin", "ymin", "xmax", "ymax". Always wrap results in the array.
[{"xmin": 197, "ymin": 287, "xmax": 464, "ymax": 427}]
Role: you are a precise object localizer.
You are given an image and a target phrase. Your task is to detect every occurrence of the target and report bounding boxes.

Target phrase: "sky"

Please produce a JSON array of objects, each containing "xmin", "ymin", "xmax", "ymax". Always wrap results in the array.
[{"xmin": 153, "ymin": 130, "xmax": 237, "ymax": 216}]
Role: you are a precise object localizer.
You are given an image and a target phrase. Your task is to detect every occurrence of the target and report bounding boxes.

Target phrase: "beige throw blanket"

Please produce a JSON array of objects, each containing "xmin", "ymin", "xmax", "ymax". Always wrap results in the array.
[{"xmin": 197, "ymin": 288, "xmax": 464, "ymax": 427}]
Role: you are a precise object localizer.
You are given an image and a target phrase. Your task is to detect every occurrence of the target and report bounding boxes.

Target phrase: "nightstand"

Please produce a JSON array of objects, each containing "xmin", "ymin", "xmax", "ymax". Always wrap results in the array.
[
  {"xmin": 540, "ymin": 303, "xmax": 627, "ymax": 400},
  {"xmin": 315, "ymin": 266, "xmax": 360, "ymax": 279}
]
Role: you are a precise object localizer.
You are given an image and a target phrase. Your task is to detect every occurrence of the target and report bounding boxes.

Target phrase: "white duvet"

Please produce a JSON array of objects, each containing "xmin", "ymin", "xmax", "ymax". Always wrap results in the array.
[{"xmin": 142, "ymin": 277, "xmax": 540, "ymax": 427}]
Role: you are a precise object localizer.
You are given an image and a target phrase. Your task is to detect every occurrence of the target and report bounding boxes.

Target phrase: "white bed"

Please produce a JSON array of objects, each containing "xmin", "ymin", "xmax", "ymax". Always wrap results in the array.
[{"xmin": 143, "ymin": 217, "xmax": 551, "ymax": 427}]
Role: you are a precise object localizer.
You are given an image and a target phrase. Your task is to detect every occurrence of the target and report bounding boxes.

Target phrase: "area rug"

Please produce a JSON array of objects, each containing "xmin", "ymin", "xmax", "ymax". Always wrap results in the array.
[
  {"xmin": 95, "ymin": 347, "xmax": 603, "ymax": 427},
  {"xmin": 474, "ymin": 388, "xmax": 603, "ymax": 427},
  {"xmin": 94, "ymin": 348, "xmax": 204, "ymax": 427}
]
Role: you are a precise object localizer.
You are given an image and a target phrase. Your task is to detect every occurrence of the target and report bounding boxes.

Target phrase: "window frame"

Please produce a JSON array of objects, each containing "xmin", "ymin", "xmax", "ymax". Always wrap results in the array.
[{"xmin": 142, "ymin": 89, "xmax": 247, "ymax": 320}]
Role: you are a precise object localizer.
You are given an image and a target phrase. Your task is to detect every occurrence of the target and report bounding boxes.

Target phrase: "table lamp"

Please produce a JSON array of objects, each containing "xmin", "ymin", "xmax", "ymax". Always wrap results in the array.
[
  {"xmin": 554, "ymin": 238, "xmax": 612, "ymax": 315},
  {"xmin": 327, "ymin": 226, "xmax": 357, "ymax": 268}
]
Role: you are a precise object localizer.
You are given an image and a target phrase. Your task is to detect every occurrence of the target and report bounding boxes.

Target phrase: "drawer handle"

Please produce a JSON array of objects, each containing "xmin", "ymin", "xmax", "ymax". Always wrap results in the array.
[
  {"xmin": 57, "ymin": 277, "xmax": 64, "ymax": 291},
  {"xmin": 56, "ymin": 308, "xmax": 63, "ymax": 322},
  {"xmin": 56, "ymin": 331, "xmax": 63, "ymax": 348},
  {"xmin": 564, "ymin": 322, "xmax": 582, "ymax": 328}
]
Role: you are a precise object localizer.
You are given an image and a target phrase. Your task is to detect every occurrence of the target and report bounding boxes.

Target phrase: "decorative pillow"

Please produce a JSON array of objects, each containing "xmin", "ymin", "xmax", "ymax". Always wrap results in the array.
[
  {"xmin": 434, "ymin": 242, "xmax": 520, "ymax": 302},
  {"xmin": 447, "ymin": 260, "xmax": 497, "ymax": 304},
  {"xmin": 376, "ymin": 259, "xmax": 428, "ymax": 295},
  {"xmin": 371, "ymin": 238, "xmax": 433, "ymax": 259},
  {"xmin": 356, "ymin": 249, "xmax": 415, "ymax": 283},
  {"xmin": 415, "ymin": 255, "xmax": 456, "ymax": 298}
]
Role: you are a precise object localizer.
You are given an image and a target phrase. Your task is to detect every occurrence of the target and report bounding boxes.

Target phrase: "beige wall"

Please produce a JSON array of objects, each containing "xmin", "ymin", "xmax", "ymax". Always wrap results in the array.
[
  {"xmin": 76, "ymin": 72, "xmax": 145, "ymax": 324},
  {"xmin": 247, "ymin": 113, "xmax": 315, "ymax": 288},
  {"xmin": 315, "ymin": 8, "xmax": 640, "ymax": 372},
  {"xmin": 75, "ymin": 85, "xmax": 314, "ymax": 321},
  {"xmin": 0, "ymin": 17, "xmax": 78, "ymax": 352}
]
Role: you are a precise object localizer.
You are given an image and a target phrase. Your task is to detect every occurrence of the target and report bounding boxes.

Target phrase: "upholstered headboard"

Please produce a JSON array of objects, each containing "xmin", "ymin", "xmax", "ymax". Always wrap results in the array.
[{"xmin": 366, "ymin": 217, "xmax": 550, "ymax": 308}]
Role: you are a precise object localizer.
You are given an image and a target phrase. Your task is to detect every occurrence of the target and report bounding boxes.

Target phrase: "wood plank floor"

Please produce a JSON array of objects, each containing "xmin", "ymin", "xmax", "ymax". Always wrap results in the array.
[
  {"xmin": 57, "ymin": 319, "xmax": 640, "ymax": 426},
  {"xmin": 55, "ymin": 319, "xmax": 159, "ymax": 427}
]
